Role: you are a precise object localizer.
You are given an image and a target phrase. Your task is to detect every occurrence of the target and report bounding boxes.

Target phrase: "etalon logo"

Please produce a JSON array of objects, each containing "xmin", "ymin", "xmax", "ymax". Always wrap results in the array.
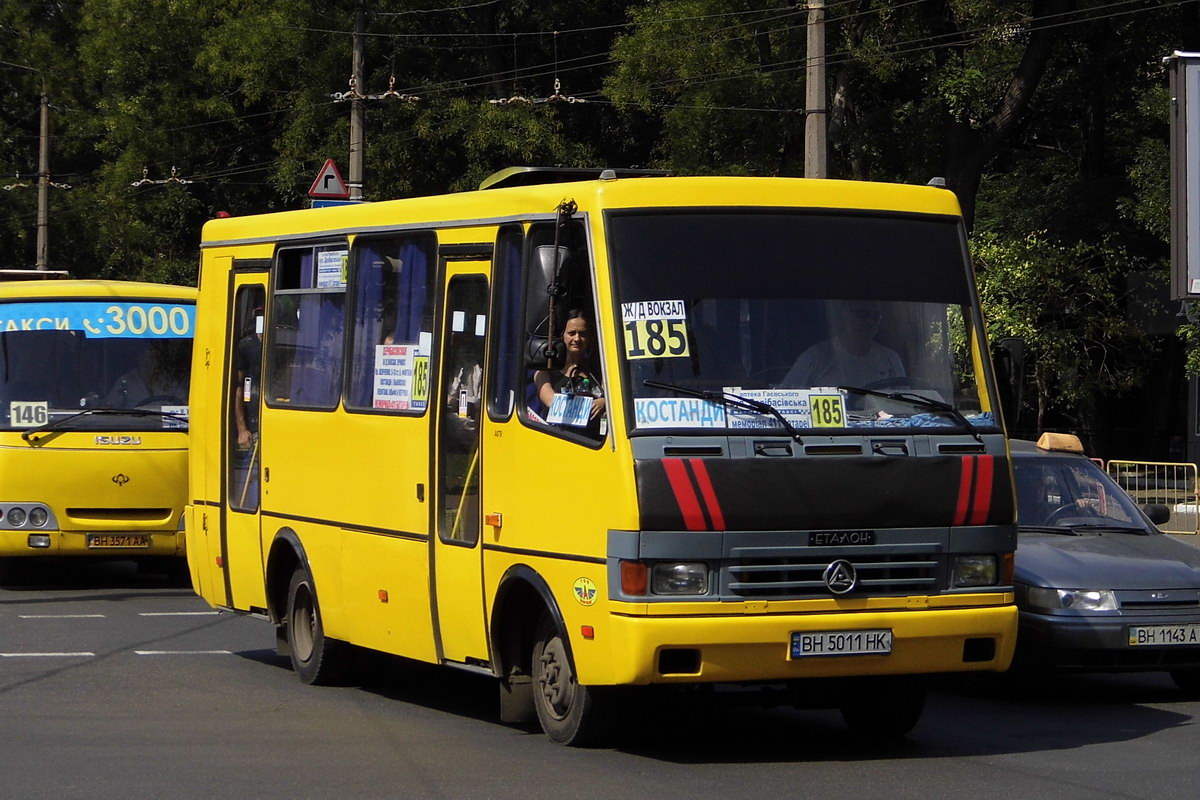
[
  {"xmin": 112, "ymin": 473, "xmax": 130, "ymax": 487},
  {"xmin": 573, "ymin": 577, "xmax": 598, "ymax": 606},
  {"xmin": 822, "ymin": 559, "xmax": 857, "ymax": 595}
]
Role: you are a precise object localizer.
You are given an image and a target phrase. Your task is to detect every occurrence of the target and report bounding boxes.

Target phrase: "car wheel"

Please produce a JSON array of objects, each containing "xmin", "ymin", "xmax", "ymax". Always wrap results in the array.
[
  {"xmin": 285, "ymin": 567, "xmax": 351, "ymax": 685},
  {"xmin": 839, "ymin": 675, "xmax": 927, "ymax": 739}
]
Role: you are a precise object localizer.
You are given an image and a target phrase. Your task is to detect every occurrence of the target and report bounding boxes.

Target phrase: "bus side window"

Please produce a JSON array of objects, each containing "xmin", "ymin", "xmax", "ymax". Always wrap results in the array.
[
  {"xmin": 487, "ymin": 225, "xmax": 523, "ymax": 421},
  {"xmin": 519, "ymin": 221, "xmax": 605, "ymax": 443},
  {"xmin": 347, "ymin": 233, "xmax": 435, "ymax": 412},
  {"xmin": 268, "ymin": 245, "xmax": 347, "ymax": 409}
]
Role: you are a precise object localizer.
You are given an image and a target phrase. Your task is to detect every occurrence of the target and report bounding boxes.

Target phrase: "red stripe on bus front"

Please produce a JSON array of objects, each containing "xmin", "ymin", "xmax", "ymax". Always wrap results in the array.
[
  {"xmin": 662, "ymin": 459, "xmax": 708, "ymax": 531},
  {"xmin": 688, "ymin": 459, "xmax": 726, "ymax": 531},
  {"xmin": 954, "ymin": 456, "xmax": 975, "ymax": 526},
  {"xmin": 968, "ymin": 455, "xmax": 994, "ymax": 526}
]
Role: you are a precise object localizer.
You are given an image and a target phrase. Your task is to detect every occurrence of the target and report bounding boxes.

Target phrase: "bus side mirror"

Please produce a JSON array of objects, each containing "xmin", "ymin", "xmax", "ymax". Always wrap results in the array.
[
  {"xmin": 535, "ymin": 245, "xmax": 569, "ymax": 294},
  {"xmin": 992, "ymin": 337, "xmax": 1025, "ymax": 429}
]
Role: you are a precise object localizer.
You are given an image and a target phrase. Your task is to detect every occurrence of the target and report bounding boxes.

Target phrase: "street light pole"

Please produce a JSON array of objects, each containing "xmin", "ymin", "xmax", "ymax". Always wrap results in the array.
[
  {"xmin": 348, "ymin": 0, "xmax": 366, "ymax": 201},
  {"xmin": 804, "ymin": 0, "xmax": 827, "ymax": 179},
  {"xmin": 36, "ymin": 76, "xmax": 50, "ymax": 270}
]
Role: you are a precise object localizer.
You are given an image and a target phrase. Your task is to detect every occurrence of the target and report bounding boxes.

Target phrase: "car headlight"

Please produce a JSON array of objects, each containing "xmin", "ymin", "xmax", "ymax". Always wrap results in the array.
[
  {"xmin": 952, "ymin": 554, "xmax": 998, "ymax": 587},
  {"xmin": 28, "ymin": 507, "xmax": 48, "ymax": 527},
  {"xmin": 650, "ymin": 562, "xmax": 709, "ymax": 595},
  {"xmin": 6, "ymin": 507, "xmax": 27, "ymax": 527},
  {"xmin": 1027, "ymin": 587, "xmax": 1118, "ymax": 612}
]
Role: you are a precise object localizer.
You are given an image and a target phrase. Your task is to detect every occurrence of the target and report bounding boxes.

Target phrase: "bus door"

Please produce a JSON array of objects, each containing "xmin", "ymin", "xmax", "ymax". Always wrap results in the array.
[
  {"xmin": 432, "ymin": 270, "xmax": 490, "ymax": 663},
  {"xmin": 223, "ymin": 275, "xmax": 268, "ymax": 610}
]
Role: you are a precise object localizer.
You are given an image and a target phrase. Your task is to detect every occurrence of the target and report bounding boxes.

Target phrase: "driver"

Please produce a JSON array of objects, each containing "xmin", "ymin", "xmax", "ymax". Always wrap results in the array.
[
  {"xmin": 781, "ymin": 300, "xmax": 904, "ymax": 388},
  {"xmin": 106, "ymin": 341, "xmax": 187, "ymax": 408}
]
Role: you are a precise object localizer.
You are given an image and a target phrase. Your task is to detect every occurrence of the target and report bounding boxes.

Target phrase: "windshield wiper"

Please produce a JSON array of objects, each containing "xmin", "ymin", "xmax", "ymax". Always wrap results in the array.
[
  {"xmin": 838, "ymin": 385, "xmax": 983, "ymax": 443},
  {"xmin": 643, "ymin": 380, "xmax": 802, "ymax": 442},
  {"xmin": 1066, "ymin": 524, "xmax": 1150, "ymax": 535},
  {"xmin": 1018, "ymin": 525, "xmax": 1081, "ymax": 535},
  {"xmin": 21, "ymin": 407, "xmax": 188, "ymax": 443}
]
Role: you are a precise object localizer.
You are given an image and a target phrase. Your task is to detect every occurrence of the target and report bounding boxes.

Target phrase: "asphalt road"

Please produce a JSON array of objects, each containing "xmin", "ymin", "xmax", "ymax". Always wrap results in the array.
[{"xmin": 2, "ymin": 558, "xmax": 1199, "ymax": 800}]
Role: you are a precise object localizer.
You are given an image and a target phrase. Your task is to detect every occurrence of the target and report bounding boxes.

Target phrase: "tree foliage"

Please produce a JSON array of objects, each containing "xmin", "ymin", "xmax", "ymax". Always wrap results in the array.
[{"xmin": 0, "ymin": 0, "xmax": 1196, "ymax": 451}]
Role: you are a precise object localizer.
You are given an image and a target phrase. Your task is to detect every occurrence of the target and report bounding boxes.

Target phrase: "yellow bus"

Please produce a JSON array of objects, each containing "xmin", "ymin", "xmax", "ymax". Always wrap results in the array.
[
  {"xmin": 0, "ymin": 279, "xmax": 195, "ymax": 582},
  {"xmin": 188, "ymin": 168, "xmax": 1018, "ymax": 745}
]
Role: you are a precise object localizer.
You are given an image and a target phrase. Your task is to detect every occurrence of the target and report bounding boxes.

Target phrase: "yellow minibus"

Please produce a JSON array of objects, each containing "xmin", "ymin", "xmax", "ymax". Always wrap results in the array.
[
  {"xmin": 0, "ymin": 279, "xmax": 195, "ymax": 581},
  {"xmin": 188, "ymin": 168, "xmax": 1017, "ymax": 745}
]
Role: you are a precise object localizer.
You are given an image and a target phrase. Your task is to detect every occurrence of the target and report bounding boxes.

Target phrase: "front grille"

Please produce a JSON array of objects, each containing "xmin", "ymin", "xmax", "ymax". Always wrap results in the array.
[
  {"xmin": 1117, "ymin": 589, "xmax": 1200, "ymax": 611},
  {"xmin": 725, "ymin": 543, "xmax": 943, "ymax": 599}
]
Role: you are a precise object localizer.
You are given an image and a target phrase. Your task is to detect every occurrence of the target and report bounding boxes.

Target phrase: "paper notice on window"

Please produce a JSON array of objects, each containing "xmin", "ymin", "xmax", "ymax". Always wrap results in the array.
[
  {"xmin": 373, "ymin": 343, "xmax": 428, "ymax": 411},
  {"xmin": 316, "ymin": 250, "xmax": 348, "ymax": 288}
]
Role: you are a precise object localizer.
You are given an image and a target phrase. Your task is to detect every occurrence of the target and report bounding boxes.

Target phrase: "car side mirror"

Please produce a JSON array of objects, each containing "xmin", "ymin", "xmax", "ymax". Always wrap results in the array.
[{"xmin": 1143, "ymin": 504, "xmax": 1171, "ymax": 525}]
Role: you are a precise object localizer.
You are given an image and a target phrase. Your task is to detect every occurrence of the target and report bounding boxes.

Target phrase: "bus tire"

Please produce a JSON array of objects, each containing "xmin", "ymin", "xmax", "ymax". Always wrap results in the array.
[
  {"xmin": 531, "ymin": 616, "xmax": 613, "ymax": 747},
  {"xmin": 839, "ymin": 675, "xmax": 926, "ymax": 739},
  {"xmin": 285, "ymin": 567, "xmax": 351, "ymax": 686}
]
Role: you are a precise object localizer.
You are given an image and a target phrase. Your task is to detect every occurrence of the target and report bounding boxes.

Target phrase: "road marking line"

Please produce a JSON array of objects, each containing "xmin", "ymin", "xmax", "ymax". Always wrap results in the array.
[
  {"xmin": 18, "ymin": 614, "xmax": 106, "ymax": 619},
  {"xmin": 134, "ymin": 650, "xmax": 232, "ymax": 655},
  {"xmin": 137, "ymin": 611, "xmax": 221, "ymax": 616},
  {"xmin": 0, "ymin": 652, "xmax": 95, "ymax": 657}
]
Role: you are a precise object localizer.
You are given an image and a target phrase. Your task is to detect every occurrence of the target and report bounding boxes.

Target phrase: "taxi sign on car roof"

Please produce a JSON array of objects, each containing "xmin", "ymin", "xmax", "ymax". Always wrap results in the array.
[{"xmin": 1036, "ymin": 432, "xmax": 1085, "ymax": 454}]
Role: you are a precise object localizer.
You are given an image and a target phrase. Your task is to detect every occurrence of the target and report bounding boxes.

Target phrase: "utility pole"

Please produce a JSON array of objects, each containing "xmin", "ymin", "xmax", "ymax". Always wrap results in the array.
[
  {"xmin": 36, "ymin": 77, "xmax": 50, "ymax": 269},
  {"xmin": 349, "ymin": 0, "xmax": 366, "ymax": 200},
  {"xmin": 804, "ymin": 0, "xmax": 827, "ymax": 179}
]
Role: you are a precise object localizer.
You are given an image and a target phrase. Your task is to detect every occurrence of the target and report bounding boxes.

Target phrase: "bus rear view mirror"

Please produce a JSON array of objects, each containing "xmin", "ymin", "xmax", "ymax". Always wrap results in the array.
[{"xmin": 535, "ymin": 245, "xmax": 569, "ymax": 292}]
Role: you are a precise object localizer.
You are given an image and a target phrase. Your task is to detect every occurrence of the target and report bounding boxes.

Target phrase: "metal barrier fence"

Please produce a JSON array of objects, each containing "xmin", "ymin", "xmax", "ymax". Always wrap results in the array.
[{"xmin": 1106, "ymin": 460, "xmax": 1200, "ymax": 535}]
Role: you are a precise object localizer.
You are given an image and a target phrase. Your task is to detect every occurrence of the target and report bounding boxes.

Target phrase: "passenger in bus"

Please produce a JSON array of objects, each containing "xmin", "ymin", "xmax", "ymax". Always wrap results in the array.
[
  {"xmin": 234, "ymin": 307, "xmax": 263, "ymax": 448},
  {"xmin": 533, "ymin": 309, "xmax": 605, "ymax": 429},
  {"xmin": 781, "ymin": 300, "xmax": 904, "ymax": 389}
]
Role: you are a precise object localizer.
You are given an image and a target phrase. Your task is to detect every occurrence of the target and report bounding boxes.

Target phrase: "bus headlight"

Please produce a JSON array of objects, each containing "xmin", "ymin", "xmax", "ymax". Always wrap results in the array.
[
  {"xmin": 651, "ymin": 563, "xmax": 709, "ymax": 595},
  {"xmin": 28, "ymin": 507, "xmax": 49, "ymax": 527},
  {"xmin": 6, "ymin": 507, "xmax": 27, "ymax": 527},
  {"xmin": 952, "ymin": 554, "xmax": 998, "ymax": 587},
  {"xmin": 1027, "ymin": 587, "xmax": 1117, "ymax": 613}
]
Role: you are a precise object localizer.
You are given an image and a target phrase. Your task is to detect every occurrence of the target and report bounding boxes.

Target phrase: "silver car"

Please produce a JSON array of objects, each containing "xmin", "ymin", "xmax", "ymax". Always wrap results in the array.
[{"xmin": 1011, "ymin": 433, "xmax": 1200, "ymax": 691}]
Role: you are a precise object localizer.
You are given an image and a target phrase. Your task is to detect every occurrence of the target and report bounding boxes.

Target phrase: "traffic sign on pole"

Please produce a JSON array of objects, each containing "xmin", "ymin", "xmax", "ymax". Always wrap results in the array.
[{"xmin": 308, "ymin": 159, "xmax": 350, "ymax": 199}]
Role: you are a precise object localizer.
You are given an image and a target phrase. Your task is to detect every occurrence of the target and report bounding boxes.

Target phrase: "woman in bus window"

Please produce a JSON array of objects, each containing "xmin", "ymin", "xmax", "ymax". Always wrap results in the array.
[{"xmin": 534, "ymin": 309, "xmax": 605, "ymax": 429}]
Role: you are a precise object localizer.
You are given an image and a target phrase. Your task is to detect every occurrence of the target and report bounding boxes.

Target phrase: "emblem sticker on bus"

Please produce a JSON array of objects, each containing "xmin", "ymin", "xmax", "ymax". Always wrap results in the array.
[
  {"xmin": 573, "ymin": 577, "xmax": 598, "ymax": 606},
  {"xmin": 621, "ymin": 299, "xmax": 690, "ymax": 360}
]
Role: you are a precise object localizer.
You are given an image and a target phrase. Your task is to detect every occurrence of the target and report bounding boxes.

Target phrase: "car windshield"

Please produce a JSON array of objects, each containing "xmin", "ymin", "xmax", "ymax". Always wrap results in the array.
[
  {"xmin": 1013, "ymin": 454, "xmax": 1146, "ymax": 529},
  {"xmin": 0, "ymin": 299, "xmax": 193, "ymax": 432},
  {"xmin": 606, "ymin": 210, "xmax": 999, "ymax": 435}
]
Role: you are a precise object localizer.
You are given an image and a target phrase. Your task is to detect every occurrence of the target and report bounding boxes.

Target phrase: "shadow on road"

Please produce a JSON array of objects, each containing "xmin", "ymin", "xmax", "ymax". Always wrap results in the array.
[
  {"xmin": 228, "ymin": 644, "xmax": 1198, "ymax": 763},
  {"xmin": 0, "ymin": 557, "xmax": 191, "ymax": 604}
]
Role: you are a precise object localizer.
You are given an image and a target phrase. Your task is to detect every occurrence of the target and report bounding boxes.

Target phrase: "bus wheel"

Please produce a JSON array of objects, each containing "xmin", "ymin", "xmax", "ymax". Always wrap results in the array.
[
  {"xmin": 285, "ymin": 567, "xmax": 350, "ymax": 686},
  {"xmin": 531, "ymin": 617, "xmax": 613, "ymax": 747},
  {"xmin": 839, "ymin": 676, "xmax": 926, "ymax": 739}
]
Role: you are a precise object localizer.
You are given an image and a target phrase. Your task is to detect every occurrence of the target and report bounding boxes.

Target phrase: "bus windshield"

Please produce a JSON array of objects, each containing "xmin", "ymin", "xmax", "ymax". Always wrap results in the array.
[
  {"xmin": 0, "ymin": 299, "xmax": 194, "ymax": 432},
  {"xmin": 607, "ymin": 210, "xmax": 997, "ymax": 435}
]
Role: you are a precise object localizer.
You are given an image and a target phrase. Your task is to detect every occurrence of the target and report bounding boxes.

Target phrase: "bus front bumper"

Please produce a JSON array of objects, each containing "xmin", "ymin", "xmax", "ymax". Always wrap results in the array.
[
  {"xmin": 582, "ymin": 604, "xmax": 1017, "ymax": 685},
  {"xmin": 0, "ymin": 529, "xmax": 185, "ymax": 558}
]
